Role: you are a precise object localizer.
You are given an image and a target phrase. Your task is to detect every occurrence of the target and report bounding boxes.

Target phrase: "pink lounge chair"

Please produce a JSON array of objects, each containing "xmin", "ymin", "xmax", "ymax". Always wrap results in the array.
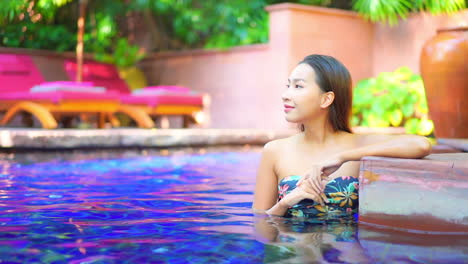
[
  {"xmin": 64, "ymin": 60, "xmax": 204, "ymax": 128},
  {"xmin": 0, "ymin": 54, "xmax": 153, "ymax": 129}
]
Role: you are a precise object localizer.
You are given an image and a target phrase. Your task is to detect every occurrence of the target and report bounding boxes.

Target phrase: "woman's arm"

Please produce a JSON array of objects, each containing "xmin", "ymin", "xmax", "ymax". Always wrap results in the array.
[
  {"xmin": 340, "ymin": 134, "xmax": 432, "ymax": 162},
  {"xmin": 252, "ymin": 141, "xmax": 290, "ymax": 216},
  {"xmin": 253, "ymin": 141, "xmax": 327, "ymax": 216}
]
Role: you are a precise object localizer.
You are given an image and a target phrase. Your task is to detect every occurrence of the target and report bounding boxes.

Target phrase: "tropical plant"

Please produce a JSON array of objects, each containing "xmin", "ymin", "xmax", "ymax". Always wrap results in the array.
[
  {"xmin": 352, "ymin": 0, "xmax": 466, "ymax": 26},
  {"xmin": 0, "ymin": 0, "xmax": 466, "ymax": 51},
  {"xmin": 0, "ymin": 0, "xmax": 118, "ymax": 52},
  {"xmin": 0, "ymin": 0, "xmax": 76, "ymax": 51},
  {"xmin": 94, "ymin": 38, "xmax": 145, "ymax": 68},
  {"xmin": 352, "ymin": 67, "xmax": 434, "ymax": 136}
]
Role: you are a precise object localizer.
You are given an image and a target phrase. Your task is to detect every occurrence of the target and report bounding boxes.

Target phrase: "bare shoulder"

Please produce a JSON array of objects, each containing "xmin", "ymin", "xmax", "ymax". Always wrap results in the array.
[{"xmin": 263, "ymin": 134, "xmax": 297, "ymax": 153}]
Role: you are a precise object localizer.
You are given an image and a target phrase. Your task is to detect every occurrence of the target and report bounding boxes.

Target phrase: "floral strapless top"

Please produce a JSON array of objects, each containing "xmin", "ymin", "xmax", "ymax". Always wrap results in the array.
[{"xmin": 278, "ymin": 175, "xmax": 359, "ymax": 219}]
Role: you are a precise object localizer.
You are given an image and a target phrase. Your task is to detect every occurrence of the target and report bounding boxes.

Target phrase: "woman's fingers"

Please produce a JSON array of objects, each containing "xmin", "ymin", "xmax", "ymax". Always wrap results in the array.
[
  {"xmin": 296, "ymin": 168, "xmax": 331, "ymax": 206},
  {"xmin": 320, "ymin": 193, "xmax": 329, "ymax": 203},
  {"xmin": 300, "ymin": 173, "xmax": 321, "ymax": 194},
  {"xmin": 297, "ymin": 177, "xmax": 304, "ymax": 186},
  {"xmin": 315, "ymin": 172, "xmax": 324, "ymax": 191},
  {"xmin": 313, "ymin": 177, "xmax": 328, "ymax": 204},
  {"xmin": 308, "ymin": 177, "xmax": 322, "ymax": 194},
  {"xmin": 305, "ymin": 192, "xmax": 324, "ymax": 206},
  {"xmin": 298, "ymin": 182, "xmax": 316, "ymax": 195},
  {"xmin": 298, "ymin": 182, "xmax": 325, "ymax": 205}
]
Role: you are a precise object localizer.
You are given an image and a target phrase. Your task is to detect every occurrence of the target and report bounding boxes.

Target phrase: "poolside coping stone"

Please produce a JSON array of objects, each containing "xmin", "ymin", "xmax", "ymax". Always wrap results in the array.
[
  {"xmin": 0, "ymin": 128, "xmax": 296, "ymax": 149},
  {"xmin": 438, "ymin": 138, "xmax": 468, "ymax": 152},
  {"xmin": 359, "ymin": 153, "xmax": 468, "ymax": 234}
]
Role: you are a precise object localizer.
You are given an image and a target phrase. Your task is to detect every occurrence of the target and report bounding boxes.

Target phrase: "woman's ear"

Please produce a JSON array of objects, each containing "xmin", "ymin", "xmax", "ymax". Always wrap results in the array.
[{"xmin": 320, "ymin": 91, "xmax": 335, "ymax": 109}]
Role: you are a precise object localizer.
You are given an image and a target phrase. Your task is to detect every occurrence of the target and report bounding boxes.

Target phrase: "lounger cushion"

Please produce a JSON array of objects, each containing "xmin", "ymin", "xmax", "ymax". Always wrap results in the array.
[
  {"xmin": 0, "ymin": 54, "xmax": 45, "ymax": 93},
  {"xmin": 36, "ymin": 81, "xmax": 95, "ymax": 87},
  {"xmin": 64, "ymin": 60, "xmax": 204, "ymax": 106},
  {"xmin": 31, "ymin": 81, "xmax": 106, "ymax": 93},
  {"xmin": 0, "ymin": 91, "xmax": 120, "ymax": 103},
  {"xmin": 135, "ymin": 85, "xmax": 190, "ymax": 94},
  {"xmin": 64, "ymin": 60, "xmax": 130, "ymax": 94},
  {"xmin": 121, "ymin": 94, "xmax": 203, "ymax": 107}
]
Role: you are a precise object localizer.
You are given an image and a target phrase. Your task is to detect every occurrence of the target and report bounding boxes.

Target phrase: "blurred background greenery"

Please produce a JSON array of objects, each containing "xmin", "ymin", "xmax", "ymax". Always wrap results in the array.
[
  {"xmin": 1, "ymin": 0, "xmax": 465, "ymax": 135},
  {"xmin": 352, "ymin": 67, "xmax": 434, "ymax": 136},
  {"xmin": 1, "ymin": 0, "xmax": 465, "ymax": 53}
]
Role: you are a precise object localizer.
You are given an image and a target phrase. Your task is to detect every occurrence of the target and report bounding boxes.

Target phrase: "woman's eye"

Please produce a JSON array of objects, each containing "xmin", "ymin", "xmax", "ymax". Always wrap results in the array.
[
  {"xmin": 295, "ymin": 85, "xmax": 303, "ymax": 89},
  {"xmin": 285, "ymin": 84, "xmax": 290, "ymax": 88}
]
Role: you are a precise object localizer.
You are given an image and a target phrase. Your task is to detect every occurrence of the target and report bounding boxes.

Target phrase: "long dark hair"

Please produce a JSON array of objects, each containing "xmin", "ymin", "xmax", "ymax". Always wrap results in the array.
[{"xmin": 299, "ymin": 54, "xmax": 353, "ymax": 133}]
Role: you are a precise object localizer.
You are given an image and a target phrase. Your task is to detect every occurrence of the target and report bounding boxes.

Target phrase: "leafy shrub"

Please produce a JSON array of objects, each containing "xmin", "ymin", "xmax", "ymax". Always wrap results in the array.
[
  {"xmin": 94, "ymin": 38, "xmax": 146, "ymax": 68},
  {"xmin": 352, "ymin": 67, "xmax": 434, "ymax": 136}
]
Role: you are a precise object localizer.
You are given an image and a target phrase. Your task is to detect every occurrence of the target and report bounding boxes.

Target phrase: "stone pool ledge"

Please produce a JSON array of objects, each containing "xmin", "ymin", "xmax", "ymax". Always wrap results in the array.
[
  {"xmin": 359, "ymin": 153, "xmax": 468, "ymax": 234},
  {"xmin": 0, "ymin": 128, "xmax": 466, "ymax": 152},
  {"xmin": 0, "ymin": 128, "xmax": 296, "ymax": 149}
]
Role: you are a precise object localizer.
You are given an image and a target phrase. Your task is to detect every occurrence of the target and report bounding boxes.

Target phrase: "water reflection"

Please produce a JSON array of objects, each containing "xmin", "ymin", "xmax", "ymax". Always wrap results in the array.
[
  {"xmin": 1, "ymin": 148, "xmax": 467, "ymax": 263},
  {"xmin": 253, "ymin": 214, "xmax": 370, "ymax": 263},
  {"xmin": 253, "ymin": 214, "xmax": 468, "ymax": 263},
  {"xmin": 358, "ymin": 224, "xmax": 468, "ymax": 263}
]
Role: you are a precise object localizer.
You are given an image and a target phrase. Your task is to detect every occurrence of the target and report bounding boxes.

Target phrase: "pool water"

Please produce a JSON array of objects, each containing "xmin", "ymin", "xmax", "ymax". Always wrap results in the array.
[{"xmin": 0, "ymin": 148, "xmax": 467, "ymax": 263}]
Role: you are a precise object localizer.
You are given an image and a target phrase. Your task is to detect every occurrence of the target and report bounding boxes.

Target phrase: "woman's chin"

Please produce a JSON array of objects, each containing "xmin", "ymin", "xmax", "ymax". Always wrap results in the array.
[{"xmin": 284, "ymin": 116, "xmax": 301, "ymax": 124}]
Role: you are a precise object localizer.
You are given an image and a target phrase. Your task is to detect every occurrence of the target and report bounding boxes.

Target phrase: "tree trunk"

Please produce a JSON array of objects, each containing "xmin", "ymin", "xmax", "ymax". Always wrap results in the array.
[{"xmin": 76, "ymin": 0, "xmax": 88, "ymax": 82}]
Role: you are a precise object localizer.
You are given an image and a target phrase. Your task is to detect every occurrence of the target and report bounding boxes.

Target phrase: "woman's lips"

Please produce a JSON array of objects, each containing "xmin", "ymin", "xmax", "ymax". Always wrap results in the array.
[{"xmin": 284, "ymin": 105, "xmax": 294, "ymax": 112}]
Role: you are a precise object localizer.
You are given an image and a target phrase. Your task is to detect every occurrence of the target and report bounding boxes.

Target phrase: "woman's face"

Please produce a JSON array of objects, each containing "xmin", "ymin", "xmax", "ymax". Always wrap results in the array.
[{"xmin": 282, "ymin": 63, "xmax": 324, "ymax": 123}]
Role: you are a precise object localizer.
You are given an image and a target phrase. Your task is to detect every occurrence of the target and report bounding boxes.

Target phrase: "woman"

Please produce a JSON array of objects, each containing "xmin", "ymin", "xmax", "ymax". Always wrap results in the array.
[{"xmin": 252, "ymin": 54, "xmax": 431, "ymax": 218}]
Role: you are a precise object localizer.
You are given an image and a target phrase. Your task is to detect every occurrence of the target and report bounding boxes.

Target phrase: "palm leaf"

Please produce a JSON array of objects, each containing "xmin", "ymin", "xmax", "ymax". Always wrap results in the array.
[
  {"xmin": 413, "ymin": 0, "xmax": 466, "ymax": 14},
  {"xmin": 353, "ymin": 0, "xmax": 417, "ymax": 26}
]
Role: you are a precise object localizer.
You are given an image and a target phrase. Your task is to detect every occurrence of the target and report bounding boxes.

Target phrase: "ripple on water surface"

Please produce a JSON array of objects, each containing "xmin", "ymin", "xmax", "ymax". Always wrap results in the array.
[{"xmin": 0, "ymin": 148, "xmax": 466, "ymax": 263}]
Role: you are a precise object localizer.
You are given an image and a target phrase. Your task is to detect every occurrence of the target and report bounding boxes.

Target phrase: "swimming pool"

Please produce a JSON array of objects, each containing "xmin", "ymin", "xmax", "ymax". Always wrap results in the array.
[{"xmin": 0, "ymin": 147, "xmax": 466, "ymax": 263}]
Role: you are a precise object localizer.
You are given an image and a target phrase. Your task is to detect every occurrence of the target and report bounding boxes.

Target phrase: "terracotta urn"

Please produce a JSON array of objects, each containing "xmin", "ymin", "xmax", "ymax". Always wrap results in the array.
[{"xmin": 420, "ymin": 27, "xmax": 468, "ymax": 138}]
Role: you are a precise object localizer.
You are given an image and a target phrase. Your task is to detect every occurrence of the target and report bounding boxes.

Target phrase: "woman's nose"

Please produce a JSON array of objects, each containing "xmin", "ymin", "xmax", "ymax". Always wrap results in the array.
[{"xmin": 281, "ymin": 89, "xmax": 291, "ymax": 102}]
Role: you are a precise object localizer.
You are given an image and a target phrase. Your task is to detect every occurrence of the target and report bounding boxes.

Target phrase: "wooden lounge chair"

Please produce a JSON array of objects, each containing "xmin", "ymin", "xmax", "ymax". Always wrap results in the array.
[
  {"xmin": 64, "ymin": 60, "xmax": 204, "ymax": 128},
  {"xmin": 0, "ymin": 54, "xmax": 153, "ymax": 129}
]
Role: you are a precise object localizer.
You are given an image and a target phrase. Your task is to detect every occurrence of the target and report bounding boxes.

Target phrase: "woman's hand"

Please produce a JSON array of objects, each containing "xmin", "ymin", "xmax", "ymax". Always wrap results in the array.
[
  {"xmin": 294, "ymin": 156, "xmax": 345, "ymax": 203},
  {"xmin": 318, "ymin": 156, "xmax": 344, "ymax": 177},
  {"xmin": 280, "ymin": 183, "xmax": 328, "ymax": 207},
  {"xmin": 280, "ymin": 167, "xmax": 330, "ymax": 207},
  {"xmin": 298, "ymin": 156, "xmax": 344, "ymax": 185}
]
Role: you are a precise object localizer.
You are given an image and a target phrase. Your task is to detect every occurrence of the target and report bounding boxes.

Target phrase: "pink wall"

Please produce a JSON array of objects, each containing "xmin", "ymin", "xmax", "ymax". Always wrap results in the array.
[
  {"xmin": 140, "ymin": 45, "xmax": 285, "ymax": 129},
  {"xmin": 267, "ymin": 4, "xmax": 374, "ymax": 84},
  {"xmin": 372, "ymin": 10, "xmax": 468, "ymax": 75},
  {"xmin": 142, "ymin": 4, "xmax": 467, "ymax": 129},
  {"xmin": 141, "ymin": 4, "xmax": 377, "ymax": 129}
]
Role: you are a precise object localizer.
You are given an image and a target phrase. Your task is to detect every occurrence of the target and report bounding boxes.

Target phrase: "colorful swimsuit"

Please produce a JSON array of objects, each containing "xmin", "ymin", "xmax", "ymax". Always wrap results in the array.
[{"xmin": 278, "ymin": 175, "xmax": 359, "ymax": 219}]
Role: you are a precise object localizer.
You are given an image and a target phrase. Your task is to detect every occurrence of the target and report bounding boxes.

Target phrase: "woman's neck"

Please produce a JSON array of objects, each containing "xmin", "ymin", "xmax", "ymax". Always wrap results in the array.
[{"xmin": 301, "ymin": 120, "xmax": 340, "ymax": 146}]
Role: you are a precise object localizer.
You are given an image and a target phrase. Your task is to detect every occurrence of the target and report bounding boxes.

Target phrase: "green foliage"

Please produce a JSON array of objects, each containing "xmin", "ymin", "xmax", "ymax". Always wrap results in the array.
[
  {"xmin": 0, "ymin": 0, "xmax": 344, "ymax": 52},
  {"xmin": 1, "ymin": 23, "xmax": 75, "ymax": 51},
  {"xmin": 352, "ymin": 0, "xmax": 466, "ymax": 26},
  {"xmin": 0, "ymin": 0, "xmax": 77, "ymax": 50},
  {"xmin": 0, "ymin": 0, "xmax": 73, "ymax": 23},
  {"xmin": 94, "ymin": 38, "xmax": 146, "ymax": 68},
  {"xmin": 131, "ymin": 0, "xmax": 271, "ymax": 49},
  {"xmin": 413, "ymin": 0, "xmax": 467, "ymax": 13},
  {"xmin": 352, "ymin": 67, "xmax": 434, "ymax": 136},
  {"xmin": 0, "ymin": 0, "xmax": 121, "ymax": 53},
  {"xmin": 0, "ymin": 0, "xmax": 466, "ymax": 51}
]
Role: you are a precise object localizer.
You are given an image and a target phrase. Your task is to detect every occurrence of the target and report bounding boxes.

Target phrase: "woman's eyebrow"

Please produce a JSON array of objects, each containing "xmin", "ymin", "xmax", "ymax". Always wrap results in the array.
[{"xmin": 288, "ymin": 78, "xmax": 306, "ymax": 82}]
